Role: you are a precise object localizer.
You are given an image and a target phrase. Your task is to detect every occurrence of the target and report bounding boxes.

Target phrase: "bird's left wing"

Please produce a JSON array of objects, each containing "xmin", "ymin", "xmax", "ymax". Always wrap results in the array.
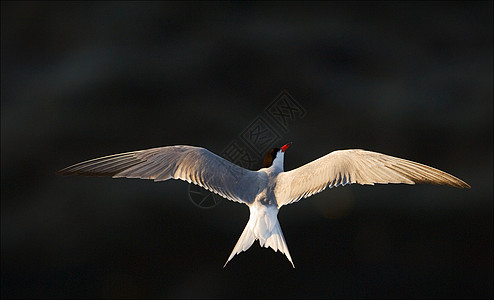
[
  {"xmin": 58, "ymin": 145, "xmax": 258, "ymax": 204},
  {"xmin": 275, "ymin": 149, "xmax": 470, "ymax": 207}
]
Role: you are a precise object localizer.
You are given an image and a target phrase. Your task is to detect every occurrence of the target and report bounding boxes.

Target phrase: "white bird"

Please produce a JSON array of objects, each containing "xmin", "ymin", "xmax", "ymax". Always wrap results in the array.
[{"xmin": 58, "ymin": 143, "xmax": 470, "ymax": 268}]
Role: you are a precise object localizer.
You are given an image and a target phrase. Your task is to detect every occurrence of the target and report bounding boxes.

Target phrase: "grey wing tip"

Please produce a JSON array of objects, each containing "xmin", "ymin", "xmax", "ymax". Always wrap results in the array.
[
  {"xmin": 56, "ymin": 167, "xmax": 77, "ymax": 176},
  {"xmin": 455, "ymin": 181, "xmax": 471, "ymax": 189},
  {"xmin": 442, "ymin": 175, "xmax": 471, "ymax": 189},
  {"xmin": 56, "ymin": 169, "xmax": 67, "ymax": 176},
  {"xmin": 431, "ymin": 178, "xmax": 471, "ymax": 189},
  {"xmin": 56, "ymin": 167, "xmax": 119, "ymax": 177}
]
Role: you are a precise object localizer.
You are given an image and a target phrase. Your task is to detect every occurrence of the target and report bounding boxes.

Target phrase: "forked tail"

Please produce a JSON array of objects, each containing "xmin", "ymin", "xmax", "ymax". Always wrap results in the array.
[{"xmin": 224, "ymin": 205, "xmax": 294, "ymax": 268}]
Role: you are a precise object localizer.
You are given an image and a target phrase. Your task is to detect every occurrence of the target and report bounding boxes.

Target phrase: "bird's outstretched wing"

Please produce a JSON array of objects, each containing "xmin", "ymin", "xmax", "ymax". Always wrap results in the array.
[
  {"xmin": 58, "ymin": 146, "xmax": 258, "ymax": 204},
  {"xmin": 275, "ymin": 149, "xmax": 470, "ymax": 206}
]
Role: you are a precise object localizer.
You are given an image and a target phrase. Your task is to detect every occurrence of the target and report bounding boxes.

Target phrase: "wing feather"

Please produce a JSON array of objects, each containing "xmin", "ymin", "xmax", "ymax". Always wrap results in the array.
[
  {"xmin": 275, "ymin": 149, "xmax": 470, "ymax": 206},
  {"xmin": 58, "ymin": 146, "xmax": 257, "ymax": 204}
]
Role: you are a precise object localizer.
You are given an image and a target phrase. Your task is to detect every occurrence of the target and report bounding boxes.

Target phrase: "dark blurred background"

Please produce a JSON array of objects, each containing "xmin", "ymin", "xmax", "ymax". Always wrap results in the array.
[{"xmin": 1, "ymin": 1, "xmax": 492, "ymax": 298}]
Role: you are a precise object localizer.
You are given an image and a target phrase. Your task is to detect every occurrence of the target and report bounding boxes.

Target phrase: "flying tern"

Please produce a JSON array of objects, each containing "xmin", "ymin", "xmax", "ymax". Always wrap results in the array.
[{"xmin": 58, "ymin": 143, "xmax": 470, "ymax": 267}]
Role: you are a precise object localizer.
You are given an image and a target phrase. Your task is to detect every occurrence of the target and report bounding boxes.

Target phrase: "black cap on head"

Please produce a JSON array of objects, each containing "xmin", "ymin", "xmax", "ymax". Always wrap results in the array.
[{"xmin": 262, "ymin": 147, "xmax": 280, "ymax": 168}]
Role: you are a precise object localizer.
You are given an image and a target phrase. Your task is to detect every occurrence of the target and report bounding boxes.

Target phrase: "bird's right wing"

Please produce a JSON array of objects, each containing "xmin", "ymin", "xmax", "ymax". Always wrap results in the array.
[
  {"xmin": 58, "ymin": 145, "xmax": 259, "ymax": 204},
  {"xmin": 275, "ymin": 149, "xmax": 470, "ymax": 207}
]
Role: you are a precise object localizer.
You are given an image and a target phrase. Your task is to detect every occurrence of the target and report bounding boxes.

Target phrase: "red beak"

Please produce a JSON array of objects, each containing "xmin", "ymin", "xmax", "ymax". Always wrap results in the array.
[{"xmin": 281, "ymin": 142, "xmax": 292, "ymax": 152}]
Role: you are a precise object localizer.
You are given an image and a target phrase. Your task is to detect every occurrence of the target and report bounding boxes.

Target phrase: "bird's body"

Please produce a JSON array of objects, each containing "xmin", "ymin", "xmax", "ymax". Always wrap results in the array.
[
  {"xmin": 224, "ymin": 146, "xmax": 293, "ymax": 267},
  {"xmin": 58, "ymin": 143, "xmax": 470, "ymax": 267}
]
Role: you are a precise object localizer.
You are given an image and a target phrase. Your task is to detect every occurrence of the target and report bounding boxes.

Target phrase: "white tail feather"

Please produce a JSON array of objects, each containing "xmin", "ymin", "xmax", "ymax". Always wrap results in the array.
[{"xmin": 224, "ymin": 204, "xmax": 295, "ymax": 268}]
